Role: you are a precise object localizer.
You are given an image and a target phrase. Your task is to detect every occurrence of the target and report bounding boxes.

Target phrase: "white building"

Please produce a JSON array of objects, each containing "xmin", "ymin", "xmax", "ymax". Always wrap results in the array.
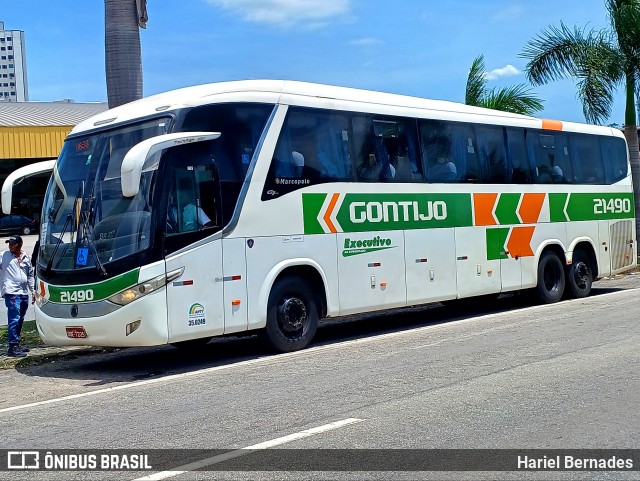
[{"xmin": 0, "ymin": 21, "xmax": 28, "ymax": 102}]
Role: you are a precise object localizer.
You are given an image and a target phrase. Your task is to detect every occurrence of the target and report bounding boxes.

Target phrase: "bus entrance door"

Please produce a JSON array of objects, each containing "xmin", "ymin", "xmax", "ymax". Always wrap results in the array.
[{"xmin": 165, "ymin": 241, "xmax": 225, "ymax": 343}]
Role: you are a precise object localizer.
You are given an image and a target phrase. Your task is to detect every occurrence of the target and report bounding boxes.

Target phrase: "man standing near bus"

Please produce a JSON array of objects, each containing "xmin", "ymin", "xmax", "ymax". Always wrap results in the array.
[{"xmin": 1, "ymin": 235, "xmax": 35, "ymax": 357}]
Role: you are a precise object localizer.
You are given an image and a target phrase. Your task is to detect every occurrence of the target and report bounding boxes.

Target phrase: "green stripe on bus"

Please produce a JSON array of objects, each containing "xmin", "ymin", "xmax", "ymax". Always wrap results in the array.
[
  {"xmin": 46, "ymin": 268, "xmax": 140, "ymax": 303},
  {"xmin": 486, "ymin": 228, "xmax": 510, "ymax": 260},
  {"xmin": 495, "ymin": 193, "xmax": 521, "ymax": 225},
  {"xmin": 302, "ymin": 193, "xmax": 328, "ymax": 235},
  {"xmin": 549, "ymin": 193, "xmax": 569, "ymax": 222},
  {"xmin": 332, "ymin": 193, "xmax": 473, "ymax": 233},
  {"xmin": 549, "ymin": 192, "xmax": 635, "ymax": 222}
]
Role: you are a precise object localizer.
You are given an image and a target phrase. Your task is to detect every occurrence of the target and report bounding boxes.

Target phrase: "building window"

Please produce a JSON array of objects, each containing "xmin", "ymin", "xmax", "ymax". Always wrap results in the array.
[
  {"xmin": 9, "ymin": 82, "xmax": 14, "ymax": 86},
  {"xmin": 1, "ymin": 56, "xmax": 5, "ymax": 60},
  {"xmin": 7, "ymin": 46, "xmax": 12, "ymax": 50},
  {"xmin": 8, "ymin": 64, "xmax": 13, "ymax": 68},
  {"xmin": 10, "ymin": 92, "xmax": 15, "ymax": 96},
  {"xmin": 7, "ymin": 55, "xmax": 12, "ymax": 60}
]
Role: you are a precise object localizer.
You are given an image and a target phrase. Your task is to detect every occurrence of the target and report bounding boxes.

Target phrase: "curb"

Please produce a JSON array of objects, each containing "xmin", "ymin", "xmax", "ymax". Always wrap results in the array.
[{"xmin": 0, "ymin": 346, "xmax": 113, "ymax": 369}]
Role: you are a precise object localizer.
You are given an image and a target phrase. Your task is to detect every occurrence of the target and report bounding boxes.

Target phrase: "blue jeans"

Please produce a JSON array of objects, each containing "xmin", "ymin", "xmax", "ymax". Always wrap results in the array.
[{"xmin": 5, "ymin": 294, "xmax": 29, "ymax": 347}]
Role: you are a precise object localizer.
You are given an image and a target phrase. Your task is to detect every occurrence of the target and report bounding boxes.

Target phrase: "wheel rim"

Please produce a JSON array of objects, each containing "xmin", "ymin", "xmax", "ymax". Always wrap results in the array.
[
  {"xmin": 573, "ymin": 261, "xmax": 590, "ymax": 289},
  {"xmin": 543, "ymin": 261, "xmax": 561, "ymax": 293},
  {"xmin": 276, "ymin": 296, "xmax": 307, "ymax": 337}
]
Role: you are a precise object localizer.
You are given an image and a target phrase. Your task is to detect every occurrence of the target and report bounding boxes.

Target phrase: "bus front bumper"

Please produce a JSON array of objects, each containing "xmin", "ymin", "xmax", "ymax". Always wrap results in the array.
[{"xmin": 35, "ymin": 290, "xmax": 169, "ymax": 347}]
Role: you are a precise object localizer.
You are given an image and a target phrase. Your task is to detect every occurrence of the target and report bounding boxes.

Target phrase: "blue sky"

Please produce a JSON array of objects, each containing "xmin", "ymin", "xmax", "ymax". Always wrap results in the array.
[{"xmin": 3, "ymin": 0, "xmax": 627, "ymax": 124}]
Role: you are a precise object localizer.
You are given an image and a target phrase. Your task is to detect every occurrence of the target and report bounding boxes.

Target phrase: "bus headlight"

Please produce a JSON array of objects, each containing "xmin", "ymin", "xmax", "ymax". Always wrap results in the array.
[
  {"xmin": 108, "ymin": 268, "xmax": 184, "ymax": 306},
  {"xmin": 35, "ymin": 290, "xmax": 48, "ymax": 308}
]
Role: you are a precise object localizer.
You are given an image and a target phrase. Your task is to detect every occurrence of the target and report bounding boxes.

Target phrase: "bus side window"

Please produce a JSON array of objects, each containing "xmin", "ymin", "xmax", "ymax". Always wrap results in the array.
[
  {"xmin": 506, "ymin": 128, "xmax": 532, "ymax": 183},
  {"xmin": 601, "ymin": 137, "xmax": 628, "ymax": 183},
  {"xmin": 475, "ymin": 125, "xmax": 507, "ymax": 183},
  {"xmin": 530, "ymin": 132, "xmax": 572, "ymax": 184},
  {"xmin": 419, "ymin": 120, "xmax": 458, "ymax": 183},
  {"xmin": 356, "ymin": 119, "xmax": 396, "ymax": 182},
  {"xmin": 263, "ymin": 108, "xmax": 355, "ymax": 200},
  {"xmin": 568, "ymin": 133, "xmax": 604, "ymax": 184},
  {"xmin": 451, "ymin": 124, "xmax": 480, "ymax": 183}
]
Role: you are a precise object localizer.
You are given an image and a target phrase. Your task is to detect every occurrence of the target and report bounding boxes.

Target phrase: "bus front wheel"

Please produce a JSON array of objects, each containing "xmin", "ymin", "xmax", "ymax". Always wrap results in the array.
[
  {"xmin": 261, "ymin": 276, "xmax": 318, "ymax": 353},
  {"xmin": 535, "ymin": 251, "xmax": 565, "ymax": 303},
  {"xmin": 565, "ymin": 250, "xmax": 593, "ymax": 298}
]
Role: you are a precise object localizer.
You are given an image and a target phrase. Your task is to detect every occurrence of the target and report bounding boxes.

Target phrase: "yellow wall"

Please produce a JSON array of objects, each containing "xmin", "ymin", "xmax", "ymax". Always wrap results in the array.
[{"xmin": 0, "ymin": 126, "xmax": 72, "ymax": 159}]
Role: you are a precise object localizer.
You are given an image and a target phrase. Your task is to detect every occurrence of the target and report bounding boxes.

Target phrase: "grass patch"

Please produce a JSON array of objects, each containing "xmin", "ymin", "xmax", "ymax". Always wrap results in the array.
[{"xmin": 0, "ymin": 320, "xmax": 44, "ymax": 349}]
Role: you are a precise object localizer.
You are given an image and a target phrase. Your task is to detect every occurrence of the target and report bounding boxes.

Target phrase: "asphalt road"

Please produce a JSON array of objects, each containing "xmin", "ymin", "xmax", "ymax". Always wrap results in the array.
[{"xmin": 0, "ymin": 274, "xmax": 639, "ymax": 481}]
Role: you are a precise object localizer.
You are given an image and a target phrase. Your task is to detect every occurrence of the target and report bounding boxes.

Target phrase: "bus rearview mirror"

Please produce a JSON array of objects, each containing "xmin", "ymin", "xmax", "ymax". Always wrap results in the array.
[{"xmin": 120, "ymin": 132, "xmax": 221, "ymax": 197}]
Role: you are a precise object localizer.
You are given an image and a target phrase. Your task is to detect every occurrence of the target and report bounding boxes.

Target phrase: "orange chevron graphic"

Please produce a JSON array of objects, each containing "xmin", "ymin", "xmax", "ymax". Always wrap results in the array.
[
  {"xmin": 518, "ymin": 193, "xmax": 545, "ymax": 224},
  {"xmin": 507, "ymin": 226, "xmax": 535, "ymax": 258},
  {"xmin": 323, "ymin": 193, "xmax": 340, "ymax": 233},
  {"xmin": 473, "ymin": 193, "xmax": 498, "ymax": 226}
]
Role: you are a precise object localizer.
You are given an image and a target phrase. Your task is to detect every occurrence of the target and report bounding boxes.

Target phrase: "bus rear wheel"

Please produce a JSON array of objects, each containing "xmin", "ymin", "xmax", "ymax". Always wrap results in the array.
[
  {"xmin": 565, "ymin": 250, "xmax": 593, "ymax": 298},
  {"xmin": 535, "ymin": 251, "xmax": 565, "ymax": 303},
  {"xmin": 260, "ymin": 276, "xmax": 318, "ymax": 353}
]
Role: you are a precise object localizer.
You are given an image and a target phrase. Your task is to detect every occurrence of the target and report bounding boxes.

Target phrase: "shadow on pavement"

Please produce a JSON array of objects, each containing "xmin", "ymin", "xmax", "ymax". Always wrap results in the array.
[{"xmin": 9, "ymin": 284, "xmax": 627, "ymax": 383}]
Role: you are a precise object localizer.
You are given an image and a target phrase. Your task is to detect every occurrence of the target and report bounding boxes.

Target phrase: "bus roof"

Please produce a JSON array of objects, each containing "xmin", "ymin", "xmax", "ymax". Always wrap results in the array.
[{"xmin": 70, "ymin": 80, "xmax": 622, "ymax": 139}]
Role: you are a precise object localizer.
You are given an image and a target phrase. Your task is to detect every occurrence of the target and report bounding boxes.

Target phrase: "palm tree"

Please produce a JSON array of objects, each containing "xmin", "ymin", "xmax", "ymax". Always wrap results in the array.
[
  {"xmin": 521, "ymin": 0, "xmax": 640, "ymax": 236},
  {"xmin": 104, "ymin": 0, "xmax": 147, "ymax": 108},
  {"xmin": 465, "ymin": 54, "xmax": 544, "ymax": 115}
]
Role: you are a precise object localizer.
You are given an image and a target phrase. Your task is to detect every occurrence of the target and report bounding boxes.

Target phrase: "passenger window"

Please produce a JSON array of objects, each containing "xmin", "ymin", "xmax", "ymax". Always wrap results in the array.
[
  {"xmin": 528, "ymin": 131, "xmax": 572, "ymax": 184},
  {"xmin": 420, "ymin": 120, "xmax": 480, "ymax": 183},
  {"xmin": 569, "ymin": 134, "xmax": 605, "ymax": 184},
  {"xmin": 475, "ymin": 126, "xmax": 507, "ymax": 183},
  {"xmin": 601, "ymin": 137, "xmax": 628, "ymax": 184},
  {"xmin": 263, "ymin": 108, "xmax": 355, "ymax": 199},
  {"xmin": 354, "ymin": 117, "xmax": 423, "ymax": 183},
  {"xmin": 506, "ymin": 128, "xmax": 532, "ymax": 183}
]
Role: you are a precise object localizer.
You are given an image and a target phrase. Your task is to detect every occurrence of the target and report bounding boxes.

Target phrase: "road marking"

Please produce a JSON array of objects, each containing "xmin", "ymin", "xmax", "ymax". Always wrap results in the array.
[
  {"xmin": 1, "ymin": 286, "xmax": 639, "ymax": 415},
  {"xmin": 131, "ymin": 418, "xmax": 363, "ymax": 480}
]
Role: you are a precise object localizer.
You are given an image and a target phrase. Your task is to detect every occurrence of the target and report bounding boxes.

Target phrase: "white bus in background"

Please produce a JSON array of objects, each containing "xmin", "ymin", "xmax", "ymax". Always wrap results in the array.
[{"xmin": 3, "ymin": 80, "xmax": 636, "ymax": 352}]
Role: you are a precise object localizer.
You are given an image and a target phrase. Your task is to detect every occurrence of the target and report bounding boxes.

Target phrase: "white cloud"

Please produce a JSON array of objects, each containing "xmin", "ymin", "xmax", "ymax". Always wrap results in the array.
[
  {"xmin": 484, "ymin": 64, "xmax": 521, "ymax": 81},
  {"xmin": 205, "ymin": 0, "xmax": 352, "ymax": 27},
  {"xmin": 492, "ymin": 5, "xmax": 525, "ymax": 22},
  {"xmin": 349, "ymin": 37, "xmax": 384, "ymax": 46}
]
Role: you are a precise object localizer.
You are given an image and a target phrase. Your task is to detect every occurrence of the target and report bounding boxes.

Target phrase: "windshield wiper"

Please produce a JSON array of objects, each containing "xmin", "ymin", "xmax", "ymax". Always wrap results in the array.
[
  {"xmin": 78, "ymin": 194, "xmax": 108, "ymax": 277},
  {"xmin": 45, "ymin": 188, "xmax": 81, "ymax": 277}
]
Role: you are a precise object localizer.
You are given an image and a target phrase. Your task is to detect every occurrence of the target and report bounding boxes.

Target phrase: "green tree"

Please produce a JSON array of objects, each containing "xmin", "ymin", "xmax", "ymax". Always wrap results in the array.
[
  {"xmin": 521, "ymin": 0, "xmax": 640, "ymax": 235},
  {"xmin": 104, "ymin": 0, "xmax": 147, "ymax": 108},
  {"xmin": 465, "ymin": 54, "xmax": 544, "ymax": 115}
]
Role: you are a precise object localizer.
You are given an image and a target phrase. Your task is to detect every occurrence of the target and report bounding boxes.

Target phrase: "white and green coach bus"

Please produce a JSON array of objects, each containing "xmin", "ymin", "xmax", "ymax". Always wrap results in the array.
[{"xmin": 3, "ymin": 80, "xmax": 636, "ymax": 352}]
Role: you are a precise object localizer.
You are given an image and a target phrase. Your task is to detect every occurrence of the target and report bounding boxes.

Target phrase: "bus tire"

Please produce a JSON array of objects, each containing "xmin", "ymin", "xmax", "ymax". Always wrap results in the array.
[
  {"xmin": 565, "ymin": 250, "xmax": 593, "ymax": 299},
  {"xmin": 535, "ymin": 251, "xmax": 565, "ymax": 303},
  {"xmin": 260, "ymin": 276, "xmax": 318, "ymax": 353}
]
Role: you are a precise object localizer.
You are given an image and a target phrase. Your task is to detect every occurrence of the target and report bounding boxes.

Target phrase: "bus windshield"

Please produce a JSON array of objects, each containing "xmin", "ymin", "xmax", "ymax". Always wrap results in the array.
[{"xmin": 40, "ymin": 118, "xmax": 171, "ymax": 272}]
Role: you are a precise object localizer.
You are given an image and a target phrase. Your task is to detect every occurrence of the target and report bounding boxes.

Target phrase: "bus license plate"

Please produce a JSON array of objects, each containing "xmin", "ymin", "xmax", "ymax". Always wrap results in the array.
[{"xmin": 66, "ymin": 327, "xmax": 88, "ymax": 339}]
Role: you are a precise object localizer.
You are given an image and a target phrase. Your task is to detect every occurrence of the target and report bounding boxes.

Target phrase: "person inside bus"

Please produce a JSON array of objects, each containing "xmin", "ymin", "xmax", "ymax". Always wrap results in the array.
[
  {"xmin": 428, "ymin": 157, "xmax": 457, "ymax": 181},
  {"xmin": 182, "ymin": 202, "xmax": 213, "ymax": 231}
]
